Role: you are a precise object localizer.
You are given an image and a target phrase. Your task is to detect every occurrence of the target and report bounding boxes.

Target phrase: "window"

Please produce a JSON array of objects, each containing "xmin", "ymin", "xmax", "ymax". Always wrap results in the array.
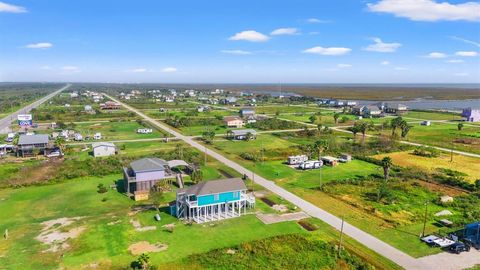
[
  {"xmin": 233, "ymin": 191, "xmax": 239, "ymax": 198},
  {"xmin": 214, "ymin": 193, "xmax": 219, "ymax": 200}
]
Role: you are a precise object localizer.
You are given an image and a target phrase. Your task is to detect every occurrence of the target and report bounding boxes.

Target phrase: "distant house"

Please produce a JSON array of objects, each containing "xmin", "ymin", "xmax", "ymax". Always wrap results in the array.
[
  {"xmin": 351, "ymin": 105, "xmax": 365, "ymax": 115},
  {"xmin": 84, "ymin": 105, "xmax": 93, "ymax": 111},
  {"xmin": 287, "ymin": 155, "xmax": 308, "ymax": 165},
  {"xmin": 17, "ymin": 134, "xmax": 49, "ymax": 157},
  {"xmin": 100, "ymin": 101, "xmax": 121, "ymax": 110},
  {"xmin": 70, "ymin": 92, "xmax": 79, "ymax": 98},
  {"xmin": 93, "ymin": 132, "xmax": 102, "ymax": 140},
  {"xmin": 240, "ymin": 108, "xmax": 255, "ymax": 117},
  {"xmin": 421, "ymin": 120, "xmax": 431, "ymax": 126},
  {"xmin": 224, "ymin": 116, "xmax": 245, "ymax": 128},
  {"xmin": 384, "ymin": 103, "xmax": 408, "ymax": 114},
  {"xmin": 346, "ymin": 100, "xmax": 358, "ymax": 106},
  {"xmin": 462, "ymin": 108, "xmax": 480, "ymax": 122},
  {"xmin": 245, "ymin": 115, "xmax": 257, "ymax": 124},
  {"xmin": 363, "ymin": 105, "xmax": 382, "ymax": 117},
  {"xmin": 228, "ymin": 129, "xmax": 257, "ymax": 140},
  {"xmin": 92, "ymin": 142, "xmax": 116, "ymax": 157},
  {"xmin": 335, "ymin": 100, "xmax": 346, "ymax": 107},
  {"xmin": 221, "ymin": 97, "xmax": 237, "ymax": 105},
  {"xmin": 173, "ymin": 178, "xmax": 255, "ymax": 223}
]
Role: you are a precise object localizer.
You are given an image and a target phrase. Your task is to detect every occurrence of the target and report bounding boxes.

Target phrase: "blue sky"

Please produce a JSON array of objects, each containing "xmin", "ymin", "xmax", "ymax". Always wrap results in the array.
[{"xmin": 0, "ymin": 0, "xmax": 479, "ymax": 83}]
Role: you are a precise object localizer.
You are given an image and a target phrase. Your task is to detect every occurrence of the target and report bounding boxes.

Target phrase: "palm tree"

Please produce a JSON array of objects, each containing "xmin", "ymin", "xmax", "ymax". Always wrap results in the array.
[
  {"xmin": 400, "ymin": 121, "xmax": 412, "ymax": 138},
  {"xmin": 381, "ymin": 157, "xmax": 393, "ymax": 182},
  {"xmin": 457, "ymin": 123, "xmax": 464, "ymax": 131},
  {"xmin": 348, "ymin": 125, "xmax": 359, "ymax": 141},
  {"xmin": 313, "ymin": 140, "xmax": 329, "ymax": 161},
  {"xmin": 390, "ymin": 117, "xmax": 403, "ymax": 137},
  {"xmin": 136, "ymin": 253, "xmax": 151, "ymax": 270},
  {"xmin": 333, "ymin": 113, "xmax": 341, "ymax": 125}
]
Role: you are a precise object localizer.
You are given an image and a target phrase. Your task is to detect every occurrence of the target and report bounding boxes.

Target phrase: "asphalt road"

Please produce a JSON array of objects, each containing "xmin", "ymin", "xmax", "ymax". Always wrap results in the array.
[
  {"xmin": 0, "ymin": 84, "xmax": 71, "ymax": 134},
  {"xmin": 104, "ymin": 93, "xmax": 480, "ymax": 270}
]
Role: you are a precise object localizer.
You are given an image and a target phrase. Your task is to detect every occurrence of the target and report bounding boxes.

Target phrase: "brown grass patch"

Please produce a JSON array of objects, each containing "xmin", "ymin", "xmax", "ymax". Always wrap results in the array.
[{"xmin": 128, "ymin": 241, "xmax": 168, "ymax": 255}]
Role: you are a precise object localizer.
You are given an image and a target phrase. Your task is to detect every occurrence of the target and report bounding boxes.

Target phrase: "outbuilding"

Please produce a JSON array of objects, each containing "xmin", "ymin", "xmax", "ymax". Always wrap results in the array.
[{"xmin": 92, "ymin": 142, "xmax": 116, "ymax": 157}]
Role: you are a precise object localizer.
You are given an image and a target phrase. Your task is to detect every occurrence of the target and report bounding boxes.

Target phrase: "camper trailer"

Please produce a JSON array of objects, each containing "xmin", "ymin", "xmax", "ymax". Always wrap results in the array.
[{"xmin": 298, "ymin": 160, "xmax": 322, "ymax": 170}]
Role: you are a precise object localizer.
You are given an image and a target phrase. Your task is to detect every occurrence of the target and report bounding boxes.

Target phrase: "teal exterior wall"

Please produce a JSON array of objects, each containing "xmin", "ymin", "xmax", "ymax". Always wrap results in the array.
[{"xmin": 198, "ymin": 191, "xmax": 240, "ymax": 206}]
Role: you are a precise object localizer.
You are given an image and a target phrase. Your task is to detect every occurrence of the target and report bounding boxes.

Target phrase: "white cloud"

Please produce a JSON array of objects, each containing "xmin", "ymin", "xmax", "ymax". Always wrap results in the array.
[
  {"xmin": 367, "ymin": 0, "xmax": 480, "ymax": 22},
  {"xmin": 446, "ymin": 59, "xmax": 465, "ymax": 63},
  {"xmin": 0, "ymin": 1, "xmax": 27, "ymax": 13},
  {"xmin": 229, "ymin": 30, "xmax": 270, "ymax": 42},
  {"xmin": 130, "ymin": 68, "xmax": 148, "ymax": 73},
  {"xmin": 270, "ymin": 28, "xmax": 299, "ymax": 36},
  {"xmin": 302, "ymin": 46, "xmax": 351, "ymax": 56},
  {"xmin": 453, "ymin": 72, "xmax": 469, "ymax": 76},
  {"xmin": 381, "ymin": 61, "xmax": 390, "ymax": 65},
  {"xmin": 450, "ymin": 36, "xmax": 480, "ymax": 47},
  {"xmin": 161, "ymin": 67, "xmax": 178, "ymax": 73},
  {"xmin": 306, "ymin": 18, "xmax": 331, "ymax": 23},
  {"xmin": 337, "ymin": 64, "xmax": 352, "ymax": 68},
  {"xmin": 455, "ymin": 51, "xmax": 478, "ymax": 57},
  {"xmin": 426, "ymin": 52, "xmax": 447, "ymax": 58},
  {"xmin": 220, "ymin": 50, "xmax": 252, "ymax": 55},
  {"xmin": 26, "ymin": 42, "xmax": 53, "ymax": 49},
  {"xmin": 62, "ymin": 66, "xmax": 79, "ymax": 71},
  {"xmin": 364, "ymin": 38, "xmax": 401, "ymax": 53}
]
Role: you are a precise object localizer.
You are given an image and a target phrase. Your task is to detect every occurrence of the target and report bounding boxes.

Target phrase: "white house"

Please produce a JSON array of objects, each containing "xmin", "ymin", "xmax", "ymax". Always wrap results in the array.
[
  {"xmin": 92, "ymin": 142, "xmax": 116, "ymax": 157},
  {"xmin": 94, "ymin": 132, "xmax": 102, "ymax": 140}
]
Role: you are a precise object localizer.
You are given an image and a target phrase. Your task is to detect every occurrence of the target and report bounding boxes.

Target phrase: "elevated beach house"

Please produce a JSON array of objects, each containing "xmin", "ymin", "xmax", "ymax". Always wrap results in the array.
[
  {"xmin": 173, "ymin": 178, "xmax": 255, "ymax": 223},
  {"xmin": 17, "ymin": 134, "xmax": 50, "ymax": 157},
  {"xmin": 223, "ymin": 116, "xmax": 245, "ymax": 128},
  {"xmin": 123, "ymin": 158, "xmax": 189, "ymax": 200},
  {"xmin": 462, "ymin": 108, "xmax": 480, "ymax": 122}
]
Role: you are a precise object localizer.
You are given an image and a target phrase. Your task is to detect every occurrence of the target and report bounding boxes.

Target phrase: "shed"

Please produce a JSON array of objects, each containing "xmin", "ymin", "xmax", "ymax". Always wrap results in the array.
[{"xmin": 92, "ymin": 142, "xmax": 116, "ymax": 157}]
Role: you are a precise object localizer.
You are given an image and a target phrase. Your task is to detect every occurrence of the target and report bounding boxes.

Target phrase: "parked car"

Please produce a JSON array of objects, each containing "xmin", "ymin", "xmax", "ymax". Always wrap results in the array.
[{"xmin": 449, "ymin": 242, "xmax": 470, "ymax": 254}]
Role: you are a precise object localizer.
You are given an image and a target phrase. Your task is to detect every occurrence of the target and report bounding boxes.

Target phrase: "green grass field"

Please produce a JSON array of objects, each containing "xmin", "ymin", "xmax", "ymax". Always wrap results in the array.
[{"xmin": 375, "ymin": 121, "xmax": 480, "ymax": 154}]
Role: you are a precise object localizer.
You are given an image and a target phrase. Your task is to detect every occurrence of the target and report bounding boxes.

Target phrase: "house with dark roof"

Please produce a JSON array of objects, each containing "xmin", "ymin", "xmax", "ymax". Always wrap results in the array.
[
  {"xmin": 173, "ymin": 178, "xmax": 255, "ymax": 223},
  {"xmin": 384, "ymin": 103, "xmax": 408, "ymax": 114},
  {"xmin": 123, "ymin": 157, "xmax": 191, "ymax": 200},
  {"xmin": 240, "ymin": 108, "xmax": 255, "ymax": 117},
  {"xmin": 462, "ymin": 108, "xmax": 480, "ymax": 122},
  {"xmin": 17, "ymin": 134, "xmax": 50, "ymax": 157}
]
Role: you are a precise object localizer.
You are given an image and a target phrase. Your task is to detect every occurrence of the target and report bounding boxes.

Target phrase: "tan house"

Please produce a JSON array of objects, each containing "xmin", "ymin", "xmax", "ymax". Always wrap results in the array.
[{"xmin": 223, "ymin": 116, "xmax": 245, "ymax": 128}]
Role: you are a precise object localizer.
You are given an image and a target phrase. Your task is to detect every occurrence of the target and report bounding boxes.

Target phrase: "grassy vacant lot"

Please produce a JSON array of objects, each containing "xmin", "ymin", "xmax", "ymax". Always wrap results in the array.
[
  {"xmin": 401, "ymin": 111, "xmax": 463, "ymax": 121},
  {"xmin": 203, "ymin": 132, "xmax": 476, "ymax": 257},
  {"xmin": 376, "ymin": 122, "xmax": 480, "ymax": 155},
  {"xmin": 73, "ymin": 120, "xmax": 168, "ymax": 140},
  {"xmin": 373, "ymin": 151, "xmax": 480, "ymax": 183},
  {"xmin": 0, "ymin": 172, "xmax": 400, "ymax": 270}
]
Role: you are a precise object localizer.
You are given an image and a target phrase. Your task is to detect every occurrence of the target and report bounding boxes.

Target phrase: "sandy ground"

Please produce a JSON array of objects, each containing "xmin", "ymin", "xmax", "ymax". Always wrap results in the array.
[
  {"xmin": 35, "ymin": 217, "xmax": 85, "ymax": 252},
  {"xmin": 256, "ymin": 212, "xmax": 309, "ymax": 225},
  {"xmin": 128, "ymin": 241, "xmax": 168, "ymax": 255},
  {"xmin": 129, "ymin": 219, "xmax": 156, "ymax": 232}
]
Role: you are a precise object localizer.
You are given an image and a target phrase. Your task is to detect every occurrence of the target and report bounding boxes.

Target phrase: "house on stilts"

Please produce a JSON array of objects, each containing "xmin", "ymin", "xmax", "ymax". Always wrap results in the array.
[{"xmin": 173, "ymin": 178, "xmax": 255, "ymax": 223}]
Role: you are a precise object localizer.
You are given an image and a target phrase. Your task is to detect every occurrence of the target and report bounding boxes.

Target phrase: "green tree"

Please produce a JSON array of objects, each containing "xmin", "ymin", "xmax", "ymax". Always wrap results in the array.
[
  {"xmin": 309, "ymin": 115, "xmax": 317, "ymax": 124},
  {"xmin": 333, "ymin": 113, "xmax": 341, "ymax": 124},
  {"xmin": 400, "ymin": 121, "xmax": 412, "ymax": 138},
  {"xmin": 135, "ymin": 253, "xmax": 151, "ymax": 270},
  {"xmin": 313, "ymin": 140, "xmax": 329, "ymax": 161},
  {"xmin": 381, "ymin": 156, "xmax": 393, "ymax": 182},
  {"xmin": 191, "ymin": 168, "xmax": 203, "ymax": 184},
  {"xmin": 457, "ymin": 123, "xmax": 464, "ymax": 131},
  {"xmin": 201, "ymin": 131, "xmax": 215, "ymax": 144},
  {"xmin": 390, "ymin": 117, "xmax": 403, "ymax": 137},
  {"xmin": 149, "ymin": 185, "xmax": 164, "ymax": 213}
]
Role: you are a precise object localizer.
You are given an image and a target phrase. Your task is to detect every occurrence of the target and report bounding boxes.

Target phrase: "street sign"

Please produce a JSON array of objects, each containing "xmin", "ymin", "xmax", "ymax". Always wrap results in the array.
[{"xmin": 17, "ymin": 114, "xmax": 33, "ymax": 126}]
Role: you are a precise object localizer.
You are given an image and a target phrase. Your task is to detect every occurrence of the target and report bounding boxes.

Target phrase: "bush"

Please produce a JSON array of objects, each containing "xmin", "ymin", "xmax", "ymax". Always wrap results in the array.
[{"xmin": 97, "ymin": 183, "xmax": 108, "ymax": 193}]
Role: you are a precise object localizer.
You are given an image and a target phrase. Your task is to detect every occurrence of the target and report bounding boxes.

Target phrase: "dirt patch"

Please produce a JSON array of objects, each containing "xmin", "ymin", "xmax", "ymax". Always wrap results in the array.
[
  {"xmin": 272, "ymin": 204, "xmax": 289, "ymax": 213},
  {"xmin": 260, "ymin": 197, "xmax": 275, "ymax": 207},
  {"xmin": 35, "ymin": 217, "xmax": 85, "ymax": 252},
  {"xmin": 256, "ymin": 212, "xmax": 309, "ymax": 225},
  {"xmin": 298, "ymin": 220, "xmax": 318, "ymax": 231},
  {"xmin": 415, "ymin": 180, "xmax": 466, "ymax": 197},
  {"xmin": 128, "ymin": 241, "xmax": 168, "ymax": 255},
  {"xmin": 129, "ymin": 219, "xmax": 156, "ymax": 232},
  {"xmin": 6, "ymin": 158, "xmax": 63, "ymax": 187}
]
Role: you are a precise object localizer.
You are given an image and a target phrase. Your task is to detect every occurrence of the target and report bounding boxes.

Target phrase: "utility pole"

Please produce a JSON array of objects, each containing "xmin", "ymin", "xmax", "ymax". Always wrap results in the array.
[
  {"xmin": 339, "ymin": 217, "xmax": 344, "ymax": 256},
  {"xmin": 421, "ymin": 202, "xmax": 428, "ymax": 237}
]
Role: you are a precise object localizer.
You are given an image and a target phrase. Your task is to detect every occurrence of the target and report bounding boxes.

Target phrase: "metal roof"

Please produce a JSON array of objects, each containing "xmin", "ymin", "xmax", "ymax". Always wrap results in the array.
[
  {"xmin": 92, "ymin": 142, "xmax": 116, "ymax": 149},
  {"xmin": 130, "ymin": 158, "xmax": 167, "ymax": 172},
  {"xmin": 178, "ymin": 178, "xmax": 246, "ymax": 196},
  {"xmin": 231, "ymin": 129, "xmax": 256, "ymax": 136},
  {"xmin": 167, "ymin": 160, "xmax": 189, "ymax": 168},
  {"xmin": 18, "ymin": 134, "xmax": 49, "ymax": 145}
]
